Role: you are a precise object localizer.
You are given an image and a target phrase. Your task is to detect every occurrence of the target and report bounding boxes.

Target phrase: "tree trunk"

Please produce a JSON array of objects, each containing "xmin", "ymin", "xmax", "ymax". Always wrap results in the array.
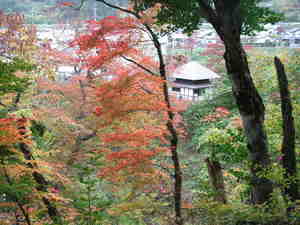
[
  {"xmin": 17, "ymin": 119, "xmax": 62, "ymax": 224},
  {"xmin": 3, "ymin": 169, "xmax": 32, "ymax": 225},
  {"xmin": 94, "ymin": 2, "xmax": 184, "ymax": 224},
  {"xmin": 212, "ymin": 21, "xmax": 273, "ymax": 204},
  {"xmin": 274, "ymin": 57, "xmax": 299, "ymax": 206},
  {"xmin": 205, "ymin": 158, "xmax": 227, "ymax": 204},
  {"xmin": 152, "ymin": 26, "xmax": 183, "ymax": 225}
]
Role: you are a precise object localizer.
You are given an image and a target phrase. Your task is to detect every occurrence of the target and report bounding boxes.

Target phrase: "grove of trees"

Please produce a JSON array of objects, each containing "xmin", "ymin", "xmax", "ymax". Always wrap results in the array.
[{"xmin": 0, "ymin": 1, "xmax": 299, "ymax": 225}]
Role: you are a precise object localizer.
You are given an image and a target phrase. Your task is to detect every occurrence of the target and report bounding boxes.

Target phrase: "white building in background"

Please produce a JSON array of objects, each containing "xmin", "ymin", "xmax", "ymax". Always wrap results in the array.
[
  {"xmin": 57, "ymin": 65, "xmax": 75, "ymax": 81},
  {"xmin": 169, "ymin": 61, "xmax": 219, "ymax": 102}
]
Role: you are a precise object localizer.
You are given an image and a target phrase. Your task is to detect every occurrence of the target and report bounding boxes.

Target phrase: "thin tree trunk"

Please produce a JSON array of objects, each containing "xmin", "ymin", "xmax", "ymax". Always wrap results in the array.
[
  {"xmin": 68, "ymin": 131, "xmax": 97, "ymax": 165},
  {"xmin": 205, "ymin": 158, "xmax": 227, "ymax": 204},
  {"xmin": 95, "ymin": 1, "xmax": 183, "ymax": 224},
  {"xmin": 150, "ymin": 26, "xmax": 183, "ymax": 225},
  {"xmin": 2, "ymin": 168, "xmax": 32, "ymax": 225},
  {"xmin": 140, "ymin": 23, "xmax": 183, "ymax": 225},
  {"xmin": 17, "ymin": 119, "xmax": 62, "ymax": 224},
  {"xmin": 224, "ymin": 40, "xmax": 273, "ymax": 204},
  {"xmin": 274, "ymin": 57, "xmax": 299, "ymax": 207}
]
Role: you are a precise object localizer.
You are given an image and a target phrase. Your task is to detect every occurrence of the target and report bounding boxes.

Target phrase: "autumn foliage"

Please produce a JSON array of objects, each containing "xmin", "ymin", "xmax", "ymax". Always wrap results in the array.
[{"xmin": 68, "ymin": 14, "xmax": 184, "ymax": 219}]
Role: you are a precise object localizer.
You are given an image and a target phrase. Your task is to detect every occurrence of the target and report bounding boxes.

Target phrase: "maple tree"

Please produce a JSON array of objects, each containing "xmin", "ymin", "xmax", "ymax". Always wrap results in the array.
[
  {"xmin": 0, "ymin": 11, "xmax": 69, "ymax": 224},
  {"xmin": 13, "ymin": 3, "xmax": 183, "ymax": 223},
  {"xmin": 70, "ymin": 2, "xmax": 185, "ymax": 222}
]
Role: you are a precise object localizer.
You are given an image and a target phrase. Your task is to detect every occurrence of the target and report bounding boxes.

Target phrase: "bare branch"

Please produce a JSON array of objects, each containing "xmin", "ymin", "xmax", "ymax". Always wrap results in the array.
[
  {"xmin": 196, "ymin": 0, "xmax": 218, "ymax": 23},
  {"xmin": 0, "ymin": 101, "xmax": 7, "ymax": 107},
  {"xmin": 96, "ymin": 0, "xmax": 141, "ymax": 18},
  {"xmin": 74, "ymin": 0, "xmax": 88, "ymax": 10},
  {"xmin": 121, "ymin": 55, "xmax": 158, "ymax": 76}
]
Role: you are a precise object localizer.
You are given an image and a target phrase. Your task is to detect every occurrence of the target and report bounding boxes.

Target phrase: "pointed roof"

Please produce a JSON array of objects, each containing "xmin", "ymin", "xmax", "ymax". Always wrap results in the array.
[{"xmin": 172, "ymin": 61, "xmax": 219, "ymax": 80}]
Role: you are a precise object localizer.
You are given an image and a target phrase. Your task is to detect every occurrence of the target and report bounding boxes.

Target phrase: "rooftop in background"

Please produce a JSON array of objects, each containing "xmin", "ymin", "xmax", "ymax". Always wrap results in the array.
[{"xmin": 172, "ymin": 61, "xmax": 219, "ymax": 81}]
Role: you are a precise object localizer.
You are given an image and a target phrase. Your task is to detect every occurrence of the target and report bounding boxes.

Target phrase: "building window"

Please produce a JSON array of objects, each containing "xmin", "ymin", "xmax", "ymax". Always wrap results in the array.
[
  {"xmin": 193, "ymin": 88, "xmax": 206, "ymax": 95},
  {"xmin": 172, "ymin": 87, "xmax": 180, "ymax": 92},
  {"xmin": 193, "ymin": 89, "xmax": 200, "ymax": 95}
]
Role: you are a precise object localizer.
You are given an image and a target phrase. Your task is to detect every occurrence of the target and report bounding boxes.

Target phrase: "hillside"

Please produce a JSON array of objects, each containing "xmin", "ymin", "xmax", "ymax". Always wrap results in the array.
[{"xmin": 0, "ymin": 0, "xmax": 128, "ymax": 24}]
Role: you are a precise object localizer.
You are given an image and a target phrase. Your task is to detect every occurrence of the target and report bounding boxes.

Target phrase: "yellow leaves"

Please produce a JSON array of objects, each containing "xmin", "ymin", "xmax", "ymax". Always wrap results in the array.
[
  {"xmin": 5, "ymin": 164, "xmax": 32, "ymax": 179},
  {"xmin": 0, "ymin": 217, "xmax": 14, "ymax": 225},
  {"xmin": 8, "ymin": 41, "xmax": 18, "ymax": 48},
  {"xmin": 44, "ymin": 193, "xmax": 70, "ymax": 203},
  {"xmin": 200, "ymin": 128, "xmax": 231, "ymax": 146},
  {"xmin": 107, "ymin": 199, "xmax": 150, "ymax": 216},
  {"xmin": 139, "ymin": 3, "xmax": 161, "ymax": 25},
  {"xmin": 32, "ymin": 159, "xmax": 71, "ymax": 185},
  {"xmin": 51, "ymin": 169, "xmax": 71, "ymax": 185},
  {"xmin": 0, "ymin": 12, "xmax": 38, "ymax": 62},
  {"xmin": 64, "ymin": 208, "xmax": 81, "ymax": 222},
  {"xmin": 0, "ymin": 122, "xmax": 22, "ymax": 146}
]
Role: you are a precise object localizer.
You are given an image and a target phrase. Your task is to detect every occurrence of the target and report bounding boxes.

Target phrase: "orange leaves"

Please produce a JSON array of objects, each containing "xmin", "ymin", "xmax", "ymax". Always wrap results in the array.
[
  {"xmin": 44, "ymin": 192, "xmax": 70, "ymax": 204},
  {"xmin": 182, "ymin": 202, "xmax": 194, "ymax": 209},
  {"xmin": 230, "ymin": 117, "xmax": 243, "ymax": 129},
  {"xmin": 93, "ymin": 68, "xmax": 170, "ymax": 184},
  {"xmin": 58, "ymin": 1, "xmax": 75, "ymax": 7},
  {"xmin": 72, "ymin": 14, "xmax": 177, "ymax": 201},
  {"xmin": 94, "ymin": 71, "xmax": 167, "ymax": 124},
  {"xmin": 103, "ymin": 129, "xmax": 162, "ymax": 148},
  {"xmin": 72, "ymin": 16, "xmax": 143, "ymax": 70},
  {"xmin": 106, "ymin": 149, "xmax": 154, "ymax": 167},
  {"xmin": 0, "ymin": 117, "xmax": 27, "ymax": 146},
  {"xmin": 138, "ymin": 3, "xmax": 161, "ymax": 25},
  {"xmin": 86, "ymin": 16, "xmax": 139, "ymax": 36},
  {"xmin": 202, "ymin": 107, "xmax": 231, "ymax": 122},
  {"xmin": 215, "ymin": 107, "xmax": 231, "ymax": 116}
]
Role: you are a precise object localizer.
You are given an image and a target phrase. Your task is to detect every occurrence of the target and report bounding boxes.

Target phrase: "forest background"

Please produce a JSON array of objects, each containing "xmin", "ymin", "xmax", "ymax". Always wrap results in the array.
[{"xmin": 1, "ymin": 0, "xmax": 300, "ymax": 24}]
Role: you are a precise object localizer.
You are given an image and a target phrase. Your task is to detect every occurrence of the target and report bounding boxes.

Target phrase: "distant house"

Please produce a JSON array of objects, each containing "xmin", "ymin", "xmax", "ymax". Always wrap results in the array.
[
  {"xmin": 169, "ymin": 61, "xmax": 219, "ymax": 101},
  {"xmin": 57, "ymin": 65, "xmax": 75, "ymax": 81},
  {"xmin": 281, "ymin": 33, "xmax": 300, "ymax": 47}
]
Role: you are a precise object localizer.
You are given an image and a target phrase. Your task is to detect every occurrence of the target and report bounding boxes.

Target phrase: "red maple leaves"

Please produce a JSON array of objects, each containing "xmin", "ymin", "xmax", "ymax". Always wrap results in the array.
[
  {"xmin": 202, "ymin": 107, "xmax": 231, "ymax": 122},
  {"xmin": 0, "ymin": 117, "xmax": 29, "ymax": 145},
  {"xmin": 58, "ymin": 2, "xmax": 75, "ymax": 7}
]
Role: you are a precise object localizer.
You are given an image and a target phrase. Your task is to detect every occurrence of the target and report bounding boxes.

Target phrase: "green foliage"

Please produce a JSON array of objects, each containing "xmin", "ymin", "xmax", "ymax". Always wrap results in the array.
[
  {"xmin": 272, "ymin": 0, "xmax": 300, "ymax": 22},
  {"xmin": 184, "ymin": 77, "xmax": 235, "ymax": 144},
  {"xmin": 69, "ymin": 153, "xmax": 114, "ymax": 225},
  {"xmin": 30, "ymin": 120, "xmax": 46, "ymax": 137},
  {"xmin": 135, "ymin": 0, "xmax": 283, "ymax": 35},
  {"xmin": 198, "ymin": 126, "xmax": 248, "ymax": 164},
  {"xmin": 190, "ymin": 197, "xmax": 296, "ymax": 225},
  {"xmin": 240, "ymin": 0, "xmax": 284, "ymax": 35},
  {"xmin": 0, "ymin": 58, "xmax": 34, "ymax": 96},
  {"xmin": 0, "ymin": 0, "xmax": 129, "ymax": 24}
]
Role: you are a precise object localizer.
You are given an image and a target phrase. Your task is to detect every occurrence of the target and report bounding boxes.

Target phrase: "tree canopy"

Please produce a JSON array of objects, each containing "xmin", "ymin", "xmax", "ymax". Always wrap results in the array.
[{"xmin": 134, "ymin": 0, "xmax": 282, "ymax": 34}]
